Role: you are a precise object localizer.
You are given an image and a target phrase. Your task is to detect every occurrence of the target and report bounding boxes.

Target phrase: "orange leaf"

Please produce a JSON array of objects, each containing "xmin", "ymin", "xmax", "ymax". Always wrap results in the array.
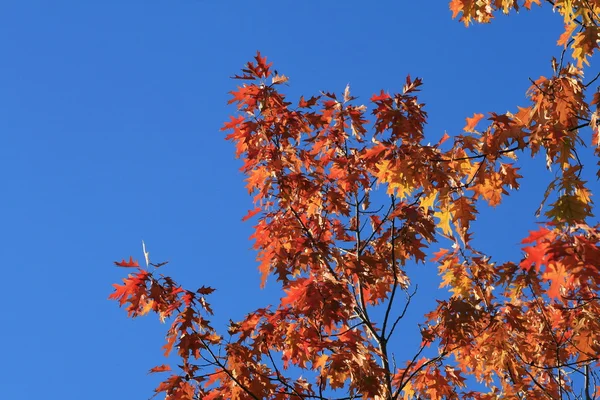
[
  {"xmin": 431, "ymin": 248, "xmax": 450, "ymax": 262},
  {"xmin": 557, "ymin": 23, "xmax": 577, "ymax": 47},
  {"xmin": 543, "ymin": 262, "xmax": 568, "ymax": 300},
  {"xmin": 574, "ymin": 331, "xmax": 599, "ymax": 361},
  {"xmin": 464, "ymin": 113, "xmax": 485, "ymax": 132},
  {"xmin": 313, "ymin": 354, "xmax": 328, "ymax": 371},
  {"xmin": 449, "ymin": 0, "xmax": 462, "ymax": 19},
  {"xmin": 436, "ymin": 132, "xmax": 450, "ymax": 147}
]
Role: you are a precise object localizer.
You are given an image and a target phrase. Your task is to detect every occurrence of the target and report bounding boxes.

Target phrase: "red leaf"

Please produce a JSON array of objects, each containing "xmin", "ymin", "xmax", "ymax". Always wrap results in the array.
[
  {"xmin": 298, "ymin": 95, "xmax": 319, "ymax": 108},
  {"xmin": 371, "ymin": 90, "xmax": 390, "ymax": 102},
  {"xmin": 521, "ymin": 244, "xmax": 547, "ymax": 272},
  {"xmin": 521, "ymin": 227, "xmax": 552, "ymax": 244},
  {"xmin": 114, "ymin": 256, "xmax": 140, "ymax": 268},
  {"xmin": 148, "ymin": 364, "xmax": 171, "ymax": 374},
  {"xmin": 254, "ymin": 51, "xmax": 272, "ymax": 78},
  {"xmin": 221, "ymin": 115, "xmax": 245, "ymax": 131},
  {"xmin": 242, "ymin": 206, "xmax": 262, "ymax": 222}
]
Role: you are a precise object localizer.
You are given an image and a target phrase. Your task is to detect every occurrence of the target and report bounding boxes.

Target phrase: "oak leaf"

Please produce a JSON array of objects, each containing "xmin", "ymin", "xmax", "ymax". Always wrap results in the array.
[
  {"xmin": 434, "ymin": 208, "xmax": 453, "ymax": 236},
  {"xmin": 114, "ymin": 256, "xmax": 140, "ymax": 268},
  {"xmin": 463, "ymin": 113, "xmax": 485, "ymax": 132}
]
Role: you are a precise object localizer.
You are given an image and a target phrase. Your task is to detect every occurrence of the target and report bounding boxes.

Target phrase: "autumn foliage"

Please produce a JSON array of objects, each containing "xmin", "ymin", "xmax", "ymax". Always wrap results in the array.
[{"xmin": 110, "ymin": 1, "xmax": 600, "ymax": 399}]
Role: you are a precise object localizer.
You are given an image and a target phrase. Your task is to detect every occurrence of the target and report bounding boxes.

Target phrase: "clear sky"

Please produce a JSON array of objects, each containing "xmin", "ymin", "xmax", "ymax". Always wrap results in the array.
[{"xmin": 2, "ymin": 1, "xmax": 598, "ymax": 399}]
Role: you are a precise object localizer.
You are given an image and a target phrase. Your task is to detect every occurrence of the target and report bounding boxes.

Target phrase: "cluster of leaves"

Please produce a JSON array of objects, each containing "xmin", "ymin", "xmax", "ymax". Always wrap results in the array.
[{"xmin": 110, "ymin": 1, "xmax": 600, "ymax": 399}]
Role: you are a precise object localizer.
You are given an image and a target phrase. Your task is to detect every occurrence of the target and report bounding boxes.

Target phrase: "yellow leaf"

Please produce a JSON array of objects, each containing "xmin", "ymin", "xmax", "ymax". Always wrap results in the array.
[
  {"xmin": 140, "ymin": 299, "xmax": 154, "ymax": 316},
  {"xmin": 402, "ymin": 381, "xmax": 415, "ymax": 400},
  {"xmin": 389, "ymin": 179, "xmax": 413, "ymax": 199},
  {"xmin": 376, "ymin": 159, "xmax": 415, "ymax": 199},
  {"xmin": 420, "ymin": 191, "xmax": 437, "ymax": 210},
  {"xmin": 571, "ymin": 27, "xmax": 600, "ymax": 67},
  {"xmin": 434, "ymin": 209, "xmax": 453, "ymax": 236},
  {"xmin": 545, "ymin": 194, "xmax": 592, "ymax": 224}
]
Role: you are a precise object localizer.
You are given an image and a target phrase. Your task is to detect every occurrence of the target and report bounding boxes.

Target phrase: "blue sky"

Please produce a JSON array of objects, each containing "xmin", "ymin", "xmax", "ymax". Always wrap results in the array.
[{"xmin": 2, "ymin": 1, "xmax": 598, "ymax": 399}]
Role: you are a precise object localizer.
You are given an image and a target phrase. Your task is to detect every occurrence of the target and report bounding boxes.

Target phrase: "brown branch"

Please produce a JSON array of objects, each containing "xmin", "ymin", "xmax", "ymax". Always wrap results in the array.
[
  {"xmin": 432, "ymin": 144, "xmax": 520, "ymax": 163},
  {"xmin": 386, "ymin": 286, "xmax": 417, "ymax": 341},
  {"xmin": 559, "ymin": 37, "xmax": 576, "ymax": 74},
  {"xmin": 559, "ymin": 295, "xmax": 600, "ymax": 310},
  {"xmin": 381, "ymin": 195, "xmax": 398, "ymax": 341},
  {"xmin": 585, "ymin": 364, "xmax": 593, "ymax": 400},
  {"xmin": 264, "ymin": 347, "xmax": 307, "ymax": 399},
  {"xmin": 585, "ymin": 71, "xmax": 600, "ymax": 88},
  {"xmin": 517, "ymin": 354, "xmax": 600, "ymax": 371}
]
